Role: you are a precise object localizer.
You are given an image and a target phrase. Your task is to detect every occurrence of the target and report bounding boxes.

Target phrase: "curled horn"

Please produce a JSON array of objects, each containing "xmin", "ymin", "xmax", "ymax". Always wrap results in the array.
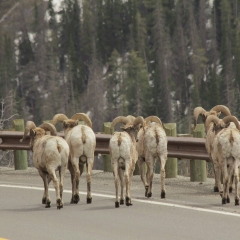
[
  {"xmin": 145, "ymin": 116, "xmax": 163, "ymax": 127},
  {"xmin": 193, "ymin": 107, "xmax": 207, "ymax": 130},
  {"xmin": 205, "ymin": 115, "xmax": 220, "ymax": 131},
  {"xmin": 38, "ymin": 123, "xmax": 57, "ymax": 136},
  {"xmin": 51, "ymin": 114, "xmax": 69, "ymax": 125},
  {"xmin": 71, "ymin": 113, "xmax": 92, "ymax": 128},
  {"xmin": 210, "ymin": 105, "xmax": 231, "ymax": 116},
  {"xmin": 126, "ymin": 115, "xmax": 136, "ymax": 122},
  {"xmin": 133, "ymin": 116, "xmax": 145, "ymax": 128},
  {"xmin": 20, "ymin": 121, "xmax": 36, "ymax": 142},
  {"xmin": 110, "ymin": 116, "xmax": 130, "ymax": 134},
  {"xmin": 223, "ymin": 116, "xmax": 240, "ymax": 130}
]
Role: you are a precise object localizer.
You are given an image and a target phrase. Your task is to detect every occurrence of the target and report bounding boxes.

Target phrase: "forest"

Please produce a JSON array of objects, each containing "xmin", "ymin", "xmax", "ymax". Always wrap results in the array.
[{"xmin": 0, "ymin": 0, "xmax": 239, "ymax": 134}]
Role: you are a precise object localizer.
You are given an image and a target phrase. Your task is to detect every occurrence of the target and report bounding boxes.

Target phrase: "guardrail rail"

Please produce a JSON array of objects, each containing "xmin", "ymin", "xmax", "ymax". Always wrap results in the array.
[{"xmin": 0, "ymin": 131, "xmax": 210, "ymax": 161}]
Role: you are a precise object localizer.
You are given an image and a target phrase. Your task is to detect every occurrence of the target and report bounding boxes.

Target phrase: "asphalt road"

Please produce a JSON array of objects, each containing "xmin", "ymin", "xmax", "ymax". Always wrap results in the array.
[{"xmin": 1, "ymin": 167, "xmax": 240, "ymax": 240}]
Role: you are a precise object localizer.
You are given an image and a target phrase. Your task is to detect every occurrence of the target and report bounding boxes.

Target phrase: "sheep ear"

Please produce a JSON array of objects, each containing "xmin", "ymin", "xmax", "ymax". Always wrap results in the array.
[
  {"xmin": 225, "ymin": 122, "xmax": 230, "ymax": 128},
  {"xmin": 217, "ymin": 112, "xmax": 221, "ymax": 117},
  {"xmin": 63, "ymin": 120, "xmax": 67, "ymax": 128},
  {"xmin": 30, "ymin": 129, "xmax": 36, "ymax": 137},
  {"xmin": 201, "ymin": 114, "xmax": 207, "ymax": 122}
]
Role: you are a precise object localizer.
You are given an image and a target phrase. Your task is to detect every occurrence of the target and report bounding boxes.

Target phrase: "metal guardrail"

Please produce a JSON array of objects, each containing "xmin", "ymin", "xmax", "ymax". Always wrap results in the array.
[{"xmin": 0, "ymin": 131, "xmax": 210, "ymax": 161}]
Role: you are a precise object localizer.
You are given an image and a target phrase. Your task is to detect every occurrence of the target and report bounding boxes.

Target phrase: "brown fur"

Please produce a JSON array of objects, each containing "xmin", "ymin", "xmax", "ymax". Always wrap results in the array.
[
  {"xmin": 82, "ymin": 128, "xmax": 86, "ymax": 144},
  {"xmin": 229, "ymin": 130, "xmax": 234, "ymax": 146},
  {"xmin": 118, "ymin": 133, "xmax": 122, "ymax": 146},
  {"xmin": 155, "ymin": 129, "xmax": 159, "ymax": 145},
  {"xmin": 57, "ymin": 143, "xmax": 62, "ymax": 153}
]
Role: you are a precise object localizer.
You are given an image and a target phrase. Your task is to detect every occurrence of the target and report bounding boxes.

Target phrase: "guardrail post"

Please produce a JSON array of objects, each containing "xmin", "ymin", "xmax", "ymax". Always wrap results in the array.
[
  {"xmin": 102, "ymin": 122, "xmax": 112, "ymax": 172},
  {"xmin": 177, "ymin": 134, "xmax": 193, "ymax": 176},
  {"xmin": 190, "ymin": 124, "xmax": 207, "ymax": 182},
  {"xmin": 163, "ymin": 123, "xmax": 177, "ymax": 178},
  {"xmin": 12, "ymin": 119, "xmax": 28, "ymax": 170}
]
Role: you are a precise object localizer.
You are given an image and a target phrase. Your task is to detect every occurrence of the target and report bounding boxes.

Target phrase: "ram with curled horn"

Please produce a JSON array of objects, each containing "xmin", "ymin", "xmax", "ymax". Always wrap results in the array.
[
  {"xmin": 192, "ymin": 105, "xmax": 234, "ymax": 194},
  {"xmin": 207, "ymin": 115, "xmax": 240, "ymax": 205},
  {"xmin": 51, "ymin": 112, "xmax": 96, "ymax": 205},
  {"xmin": 136, "ymin": 115, "xmax": 167, "ymax": 199},
  {"xmin": 109, "ymin": 115, "xmax": 145, "ymax": 208},
  {"xmin": 20, "ymin": 121, "xmax": 69, "ymax": 209}
]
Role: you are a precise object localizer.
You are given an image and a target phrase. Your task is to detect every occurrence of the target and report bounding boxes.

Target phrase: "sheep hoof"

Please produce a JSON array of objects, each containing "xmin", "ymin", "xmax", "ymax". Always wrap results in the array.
[
  {"xmin": 145, "ymin": 187, "xmax": 149, "ymax": 197},
  {"xmin": 147, "ymin": 192, "xmax": 152, "ymax": 198},
  {"xmin": 115, "ymin": 202, "xmax": 120, "ymax": 208},
  {"xmin": 87, "ymin": 197, "xmax": 92, "ymax": 204},
  {"xmin": 235, "ymin": 198, "xmax": 239, "ymax": 206},
  {"xmin": 120, "ymin": 199, "xmax": 124, "ymax": 205},
  {"xmin": 213, "ymin": 186, "xmax": 219, "ymax": 192},
  {"xmin": 42, "ymin": 197, "xmax": 46, "ymax": 204},
  {"xmin": 227, "ymin": 197, "xmax": 230, "ymax": 203},
  {"xmin": 125, "ymin": 197, "xmax": 132, "ymax": 206},
  {"xmin": 222, "ymin": 198, "xmax": 227, "ymax": 204},
  {"xmin": 161, "ymin": 191, "xmax": 166, "ymax": 199},
  {"xmin": 229, "ymin": 186, "xmax": 233, "ymax": 193},
  {"xmin": 45, "ymin": 201, "xmax": 51, "ymax": 208},
  {"xmin": 57, "ymin": 199, "xmax": 63, "ymax": 210},
  {"xmin": 72, "ymin": 194, "xmax": 80, "ymax": 204}
]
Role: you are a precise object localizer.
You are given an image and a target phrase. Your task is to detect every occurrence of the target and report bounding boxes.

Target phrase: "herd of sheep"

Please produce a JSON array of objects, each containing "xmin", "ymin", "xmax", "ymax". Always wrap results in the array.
[{"xmin": 19, "ymin": 105, "xmax": 240, "ymax": 209}]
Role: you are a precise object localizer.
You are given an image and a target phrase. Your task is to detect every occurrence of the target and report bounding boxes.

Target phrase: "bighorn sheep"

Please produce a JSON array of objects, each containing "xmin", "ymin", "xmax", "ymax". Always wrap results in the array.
[
  {"xmin": 20, "ymin": 121, "xmax": 69, "ymax": 209},
  {"xmin": 51, "ymin": 113, "xmax": 96, "ymax": 204},
  {"xmin": 193, "ymin": 105, "xmax": 232, "ymax": 193},
  {"xmin": 109, "ymin": 115, "xmax": 145, "ymax": 208},
  {"xmin": 205, "ymin": 115, "xmax": 240, "ymax": 205},
  {"xmin": 136, "ymin": 116, "xmax": 168, "ymax": 199}
]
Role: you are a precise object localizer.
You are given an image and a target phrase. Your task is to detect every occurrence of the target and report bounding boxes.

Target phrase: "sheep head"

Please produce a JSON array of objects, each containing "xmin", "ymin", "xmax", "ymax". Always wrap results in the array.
[
  {"xmin": 38, "ymin": 123, "xmax": 57, "ymax": 136},
  {"xmin": 111, "ymin": 116, "xmax": 145, "ymax": 141},
  {"xmin": 205, "ymin": 115, "xmax": 240, "ymax": 134},
  {"xmin": 144, "ymin": 116, "xmax": 163, "ymax": 127},
  {"xmin": 63, "ymin": 119, "xmax": 79, "ymax": 130},
  {"xmin": 51, "ymin": 114, "xmax": 69, "ymax": 126},
  {"xmin": 193, "ymin": 105, "xmax": 231, "ymax": 130},
  {"xmin": 20, "ymin": 121, "xmax": 36, "ymax": 142},
  {"xmin": 110, "ymin": 116, "xmax": 130, "ymax": 134},
  {"xmin": 71, "ymin": 113, "xmax": 93, "ymax": 128}
]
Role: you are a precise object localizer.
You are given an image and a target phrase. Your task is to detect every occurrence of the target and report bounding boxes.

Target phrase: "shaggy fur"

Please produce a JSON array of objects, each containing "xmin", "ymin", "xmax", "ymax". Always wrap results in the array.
[
  {"xmin": 54, "ymin": 116, "xmax": 96, "ymax": 204},
  {"xmin": 24, "ymin": 124, "xmax": 69, "ymax": 209},
  {"xmin": 137, "ymin": 121, "xmax": 168, "ymax": 198},
  {"xmin": 211, "ymin": 127, "xmax": 240, "ymax": 205},
  {"xmin": 109, "ymin": 116, "xmax": 144, "ymax": 208}
]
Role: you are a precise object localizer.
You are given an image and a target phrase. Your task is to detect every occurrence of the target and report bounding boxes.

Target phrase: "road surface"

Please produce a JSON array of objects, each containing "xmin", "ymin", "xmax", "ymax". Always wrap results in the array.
[{"xmin": 0, "ymin": 167, "xmax": 240, "ymax": 240}]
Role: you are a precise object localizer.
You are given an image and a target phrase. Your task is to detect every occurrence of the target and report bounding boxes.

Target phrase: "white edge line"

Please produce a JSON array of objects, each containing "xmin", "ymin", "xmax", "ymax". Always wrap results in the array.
[{"xmin": 1, "ymin": 184, "xmax": 240, "ymax": 217}]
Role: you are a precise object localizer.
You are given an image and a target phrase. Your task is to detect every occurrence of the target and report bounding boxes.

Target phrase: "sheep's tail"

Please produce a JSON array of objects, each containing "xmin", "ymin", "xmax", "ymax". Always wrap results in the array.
[
  {"xmin": 82, "ymin": 127, "xmax": 86, "ymax": 144},
  {"xmin": 118, "ymin": 133, "xmax": 122, "ymax": 146},
  {"xmin": 154, "ymin": 129, "xmax": 160, "ymax": 145}
]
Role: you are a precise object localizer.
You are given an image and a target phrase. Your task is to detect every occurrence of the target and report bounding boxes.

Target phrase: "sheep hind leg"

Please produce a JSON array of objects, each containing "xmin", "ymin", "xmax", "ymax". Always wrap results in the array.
[
  {"xmin": 233, "ymin": 159, "xmax": 240, "ymax": 206},
  {"xmin": 124, "ymin": 162, "xmax": 132, "ymax": 206},
  {"xmin": 68, "ymin": 160, "xmax": 75, "ymax": 204},
  {"xmin": 113, "ymin": 163, "xmax": 120, "ymax": 208},
  {"xmin": 160, "ymin": 154, "xmax": 167, "ymax": 199},
  {"xmin": 222, "ymin": 162, "xmax": 229, "ymax": 204},
  {"xmin": 38, "ymin": 170, "xmax": 51, "ymax": 207},
  {"xmin": 72, "ymin": 157, "xmax": 81, "ymax": 204},
  {"xmin": 118, "ymin": 168, "xmax": 124, "ymax": 205},
  {"xmin": 49, "ymin": 168, "xmax": 63, "ymax": 209},
  {"xmin": 146, "ymin": 157, "xmax": 155, "ymax": 198},
  {"xmin": 86, "ymin": 156, "xmax": 94, "ymax": 204},
  {"xmin": 213, "ymin": 162, "xmax": 223, "ymax": 196},
  {"xmin": 59, "ymin": 163, "xmax": 67, "ymax": 203},
  {"xmin": 138, "ymin": 157, "xmax": 149, "ymax": 197}
]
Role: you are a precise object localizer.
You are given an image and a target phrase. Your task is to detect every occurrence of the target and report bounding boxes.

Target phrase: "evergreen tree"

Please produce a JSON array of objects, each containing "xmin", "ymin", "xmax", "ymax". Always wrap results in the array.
[{"xmin": 125, "ymin": 51, "xmax": 150, "ymax": 116}]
